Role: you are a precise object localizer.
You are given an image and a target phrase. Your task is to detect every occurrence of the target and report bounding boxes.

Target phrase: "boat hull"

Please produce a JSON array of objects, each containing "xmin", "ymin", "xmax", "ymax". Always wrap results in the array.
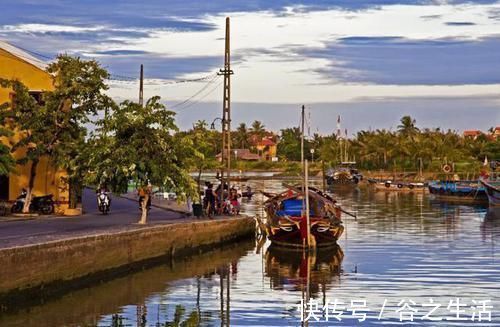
[
  {"xmin": 267, "ymin": 216, "xmax": 344, "ymax": 249},
  {"xmin": 480, "ymin": 179, "xmax": 500, "ymax": 207},
  {"xmin": 428, "ymin": 181, "xmax": 488, "ymax": 204}
]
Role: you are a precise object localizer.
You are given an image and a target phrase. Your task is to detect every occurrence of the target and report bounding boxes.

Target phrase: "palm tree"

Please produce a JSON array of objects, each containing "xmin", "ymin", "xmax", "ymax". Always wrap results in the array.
[
  {"xmin": 250, "ymin": 120, "xmax": 266, "ymax": 138},
  {"xmin": 234, "ymin": 122, "xmax": 249, "ymax": 149},
  {"xmin": 397, "ymin": 116, "xmax": 419, "ymax": 136}
]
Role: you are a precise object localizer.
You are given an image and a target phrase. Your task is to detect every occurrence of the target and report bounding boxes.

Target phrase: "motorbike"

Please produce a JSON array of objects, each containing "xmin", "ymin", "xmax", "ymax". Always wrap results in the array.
[
  {"xmin": 97, "ymin": 191, "xmax": 110, "ymax": 215},
  {"xmin": 11, "ymin": 189, "xmax": 55, "ymax": 214}
]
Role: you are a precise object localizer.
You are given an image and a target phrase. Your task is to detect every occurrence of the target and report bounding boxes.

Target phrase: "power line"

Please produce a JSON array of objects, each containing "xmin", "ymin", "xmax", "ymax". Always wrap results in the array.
[
  {"xmin": 1, "ymin": 43, "xmax": 220, "ymax": 86},
  {"xmin": 173, "ymin": 79, "xmax": 223, "ymax": 111},
  {"xmin": 170, "ymin": 74, "xmax": 220, "ymax": 109}
]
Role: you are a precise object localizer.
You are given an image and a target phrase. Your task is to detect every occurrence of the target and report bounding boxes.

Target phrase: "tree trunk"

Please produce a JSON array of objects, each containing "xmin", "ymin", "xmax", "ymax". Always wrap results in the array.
[
  {"xmin": 138, "ymin": 193, "xmax": 149, "ymax": 224},
  {"xmin": 69, "ymin": 178, "xmax": 79, "ymax": 209},
  {"xmin": 197, "ymin": 165, "xmax": 203, "ymax": 203},
  {"xmin": 23, "ymin": 159, "xmax": 38, "ymax": 213}
]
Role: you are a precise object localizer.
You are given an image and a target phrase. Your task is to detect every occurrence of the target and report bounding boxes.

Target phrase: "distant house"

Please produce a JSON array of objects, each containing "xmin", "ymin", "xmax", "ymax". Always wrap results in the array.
[
  {"xmin": 255, "ymin": 137, "xmax": 277, "ymax": 161},
  {"xmin": 463, "ymin": 130, "xmax": 482, "ymax": 140},
  {"xmin": 494, "ymin": 127, "xmax": 500, "ymax": 140},
  {"xmin": 216, "ymin": 149, "xmax": 260, "ymax": 161}
]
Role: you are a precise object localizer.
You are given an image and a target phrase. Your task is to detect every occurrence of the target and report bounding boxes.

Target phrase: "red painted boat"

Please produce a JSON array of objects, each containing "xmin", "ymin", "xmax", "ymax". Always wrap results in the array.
[{"xmin": 263, "ymin": 186, "xmax": 344, "ymax": 249}]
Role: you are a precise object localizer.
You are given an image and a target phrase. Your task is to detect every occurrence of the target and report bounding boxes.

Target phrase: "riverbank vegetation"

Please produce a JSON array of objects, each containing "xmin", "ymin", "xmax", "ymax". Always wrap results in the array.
[{"xmin": 183, "ymin": 116, "xmax": 498, "ymax": 175}]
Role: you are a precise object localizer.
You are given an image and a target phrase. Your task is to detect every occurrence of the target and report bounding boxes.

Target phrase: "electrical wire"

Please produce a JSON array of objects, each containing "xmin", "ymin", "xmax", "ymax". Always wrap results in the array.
[
  {"xmin": 170, "ymin": 74, "xmax": 220, "ymax": 109},
  {"xmin": 172, "ymin": 79, "xmax": 223, "ymax": 111},
  {"xmin": 0, "ymin": 44, "xmax": 220, "ymax": 86}
]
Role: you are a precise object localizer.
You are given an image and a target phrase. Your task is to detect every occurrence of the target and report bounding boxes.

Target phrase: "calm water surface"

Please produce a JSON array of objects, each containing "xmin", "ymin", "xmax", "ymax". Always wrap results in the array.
[{"xmin": 2, "ymin": 179, "xmax": 499, "ymax": 326}]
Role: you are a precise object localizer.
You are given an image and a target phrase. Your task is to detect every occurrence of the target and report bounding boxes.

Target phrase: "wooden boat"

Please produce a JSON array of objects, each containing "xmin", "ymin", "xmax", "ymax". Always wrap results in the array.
[
  {"xmin": 480, "ymin": 174, "xmax": 500, "ymax": 207},
  {"xmin": 368, "ymin": 179, "xmax": 426, "ymax": 192},
  {"xmin": 428, "ymin": 180, "xmax": 488, "ymax": 204},
  {"xmin": 262, "ymin": 185, "xmax": 344, "ymax": 249},
  {"xmin": 325, "ymin": 162, "xmax": 363, "ymax": 186}
]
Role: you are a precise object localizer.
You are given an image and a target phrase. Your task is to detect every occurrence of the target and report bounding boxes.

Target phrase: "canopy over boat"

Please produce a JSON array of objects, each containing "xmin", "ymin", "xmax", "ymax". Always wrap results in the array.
[{"xmin": 263, "ymin": 185, "xmax": 344, "ymax": 249}]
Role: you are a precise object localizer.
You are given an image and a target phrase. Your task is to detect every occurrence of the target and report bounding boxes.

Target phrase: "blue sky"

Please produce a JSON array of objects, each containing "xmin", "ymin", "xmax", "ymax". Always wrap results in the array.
[{"xmin": 1, "ymin": 0, "xmax": 499, "ymax": 133}]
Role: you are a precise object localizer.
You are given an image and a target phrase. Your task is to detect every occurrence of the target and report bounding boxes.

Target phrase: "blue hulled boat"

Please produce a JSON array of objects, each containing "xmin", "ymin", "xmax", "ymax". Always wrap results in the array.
[{"xmin": 428, "ymin": 180, "xmax": 488, "ymax": 204}]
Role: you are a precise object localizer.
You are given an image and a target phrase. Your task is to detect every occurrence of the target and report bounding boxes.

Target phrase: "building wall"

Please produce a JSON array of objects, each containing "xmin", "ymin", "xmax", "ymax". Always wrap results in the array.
[{"xmin": 0, "ymin": 48, "xmax": 69, "ymax": 212}]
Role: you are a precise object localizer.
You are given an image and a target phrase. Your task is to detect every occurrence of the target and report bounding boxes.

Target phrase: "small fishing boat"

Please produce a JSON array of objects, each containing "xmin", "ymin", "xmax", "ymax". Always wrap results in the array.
[
  {"xmin": 325, "ymin": 162, "xmax": 363, "ymax": 186},
  {"xmin": 480, "ymin": 174, "xmax": 500, "ymax": 207},
  {"xmin": 428, "ymin": 180, "xmax": 488, "ymax": 204},
  {"xmin": 261, "ymin": 185, "xmax": 345, "ymax": 249},
  {"xmin": 368, "ymin": 179, "xmax": 426, "ymax": 192}
]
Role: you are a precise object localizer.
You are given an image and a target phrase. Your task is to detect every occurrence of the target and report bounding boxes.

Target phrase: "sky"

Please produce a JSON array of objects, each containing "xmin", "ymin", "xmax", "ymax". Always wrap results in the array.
[{"xmin": 1, "ymin": 0, "xmax": 500, "ymax": 135}]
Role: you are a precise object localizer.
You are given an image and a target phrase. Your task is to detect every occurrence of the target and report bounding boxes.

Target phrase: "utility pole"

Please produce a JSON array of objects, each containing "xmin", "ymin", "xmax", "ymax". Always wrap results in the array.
[
  {"xmin": 218, "ymin": 17, "xmax": 234, "ymax": 206},
  {"xmin": 139, "ymin": 64, "xmax": 144, "ymax": 106}
]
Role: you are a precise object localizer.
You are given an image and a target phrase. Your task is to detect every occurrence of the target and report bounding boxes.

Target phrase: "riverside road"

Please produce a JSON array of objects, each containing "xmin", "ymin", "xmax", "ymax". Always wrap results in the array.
[{"xmin": 0, "ymin": 189, "xmax": 187, "ymax": 249}]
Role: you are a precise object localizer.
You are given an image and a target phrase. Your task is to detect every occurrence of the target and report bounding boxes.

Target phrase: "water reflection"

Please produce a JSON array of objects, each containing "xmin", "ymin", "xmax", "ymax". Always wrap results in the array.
[
  {"xmin": 265, "ymin": 246, "xmax": 343, "ymax": 298},
  {"xmin": 0, "ymin": 240, "xmax": 254, "ymax": 327}
]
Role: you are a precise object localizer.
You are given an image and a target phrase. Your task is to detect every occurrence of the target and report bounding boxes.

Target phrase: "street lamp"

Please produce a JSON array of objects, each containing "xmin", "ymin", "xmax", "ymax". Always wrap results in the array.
[{"xmin": 210, "ymin": 117, "xmax": 223, "ymax": 130}]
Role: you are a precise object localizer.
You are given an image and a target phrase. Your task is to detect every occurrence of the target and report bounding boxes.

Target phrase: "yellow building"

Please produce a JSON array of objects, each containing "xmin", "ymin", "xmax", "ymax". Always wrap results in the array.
[
  {"xmin": 0, "ymin": 41, "xmax": 69, "ymax": 213},
  {"xmin": 255, "ymin": 137, "xmax": 278, "ymax": 161}
]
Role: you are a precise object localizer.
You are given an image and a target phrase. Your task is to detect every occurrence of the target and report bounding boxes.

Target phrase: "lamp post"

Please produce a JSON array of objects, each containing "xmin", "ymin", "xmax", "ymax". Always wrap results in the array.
[{"xmin": 210, "ymin": 117, "xmax": 223, "ymax": 130}]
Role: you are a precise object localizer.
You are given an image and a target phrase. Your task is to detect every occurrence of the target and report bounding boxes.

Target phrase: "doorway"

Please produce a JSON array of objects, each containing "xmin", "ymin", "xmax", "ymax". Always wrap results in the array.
[{"xmin": 0, "ymin": 175, "xmax": 8, "ymax": 200}]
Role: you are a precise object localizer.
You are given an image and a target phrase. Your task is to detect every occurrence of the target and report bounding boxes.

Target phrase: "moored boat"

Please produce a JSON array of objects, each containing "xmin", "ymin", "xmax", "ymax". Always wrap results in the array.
[
  {"xmin": 368, "ymin": 179, "xmax": 426, "ymax": 192},
  {"xmin": 428, "ymin": 180, "xmax": 488, "ymax": 204},
  {"xmin": 325, "ymin": 162, "xmax": 363, "ymax": 186},
  {"xmin": 480, "ymin": 174, "xmax": 500, "ymax": 207},
  {"xmin": 262, "ymin": 185, "xmax": 344, "ymax": 249}
]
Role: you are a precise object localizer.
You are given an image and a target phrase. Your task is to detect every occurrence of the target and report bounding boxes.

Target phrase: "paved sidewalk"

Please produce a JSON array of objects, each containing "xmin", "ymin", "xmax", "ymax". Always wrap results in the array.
[
  {"xmin": 0, "ymin": 188, "xmax": 192, "ymax": 249},
  {"xmin": 120, "ymin": 192, "xmax": 191, "ymax": 215}
]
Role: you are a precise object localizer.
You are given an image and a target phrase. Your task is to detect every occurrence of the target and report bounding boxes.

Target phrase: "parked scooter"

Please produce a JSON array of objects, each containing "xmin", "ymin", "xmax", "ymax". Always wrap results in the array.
[
  {"xmin": 97, "ymin": 191, "xmax": 111, "ymax": 215},
  {"xmin": 11, "ymin": 189, "xmax": 55, "ymax": 214}
]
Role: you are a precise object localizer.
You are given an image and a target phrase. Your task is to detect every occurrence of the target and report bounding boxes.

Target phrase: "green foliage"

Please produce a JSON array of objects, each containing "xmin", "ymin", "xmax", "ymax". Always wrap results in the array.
[
  {"xmin": 250, "ymin": 120, "xmax": 266, "ymax": 138},
  {"xmin": 275, "ymin": 116, "xmax": 499, "ymax": 172},
  {"xmin": 234, "ymin": 122, "xmax": 250, "ymax": 149},
  {"xmin": 0, "ymin": 124, "xmax": 15, "ymax": 176},
  {"xmin": 277, "ymin": 127, "xmax": 312, "ymax": 162},
  {"xmin": 86, "ymin": 97, "xmax": 197, "ymax": 200}
]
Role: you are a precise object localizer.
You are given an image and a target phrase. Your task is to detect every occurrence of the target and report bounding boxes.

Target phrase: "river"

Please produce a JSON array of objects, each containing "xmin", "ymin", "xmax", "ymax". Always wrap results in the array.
[{"xmin": 1, "ymin": 178, "xmax": 499, "ymax": 326}]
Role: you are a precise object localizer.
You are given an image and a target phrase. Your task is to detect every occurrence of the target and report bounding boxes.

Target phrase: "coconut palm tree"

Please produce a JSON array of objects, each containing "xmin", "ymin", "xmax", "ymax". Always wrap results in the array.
[
  {"xmin": 250, "ymin": 120, "xmax": 266, "ymax": 138},
  {"xmin": 234, "ymin": 122, "xmax": 250, "ymax": 149},
  {"xmin": 397, "ymin": 116, "xmax": 419, "ymax": 137}
]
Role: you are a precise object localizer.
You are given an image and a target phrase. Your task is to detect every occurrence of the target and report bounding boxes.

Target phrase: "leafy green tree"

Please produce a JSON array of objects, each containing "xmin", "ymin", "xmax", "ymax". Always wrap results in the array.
[
  {"xmin": 277, "ymin": 127, "xmax": 312, "ymax": 161},
  {"xmin": 185, "ymin": 120, "xmax": 219, "ymax": 202},
  {"xmin": 0, "ymin": 125, "xmax": 15, "ymax": 176},
  {"xmin": 87, "ymin": 97, "xmax": 197, "ymax": 223}
]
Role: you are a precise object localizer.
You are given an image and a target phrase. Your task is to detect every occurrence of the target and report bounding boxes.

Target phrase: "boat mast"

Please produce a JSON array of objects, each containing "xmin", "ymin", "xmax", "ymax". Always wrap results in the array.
[
  {"xmin": 305, "ymin": 160, "xmax": 312, "ymax": 249},
  {"xmin": 301, "ymin": 105, "xmax": 306, "ymax": 202}
]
